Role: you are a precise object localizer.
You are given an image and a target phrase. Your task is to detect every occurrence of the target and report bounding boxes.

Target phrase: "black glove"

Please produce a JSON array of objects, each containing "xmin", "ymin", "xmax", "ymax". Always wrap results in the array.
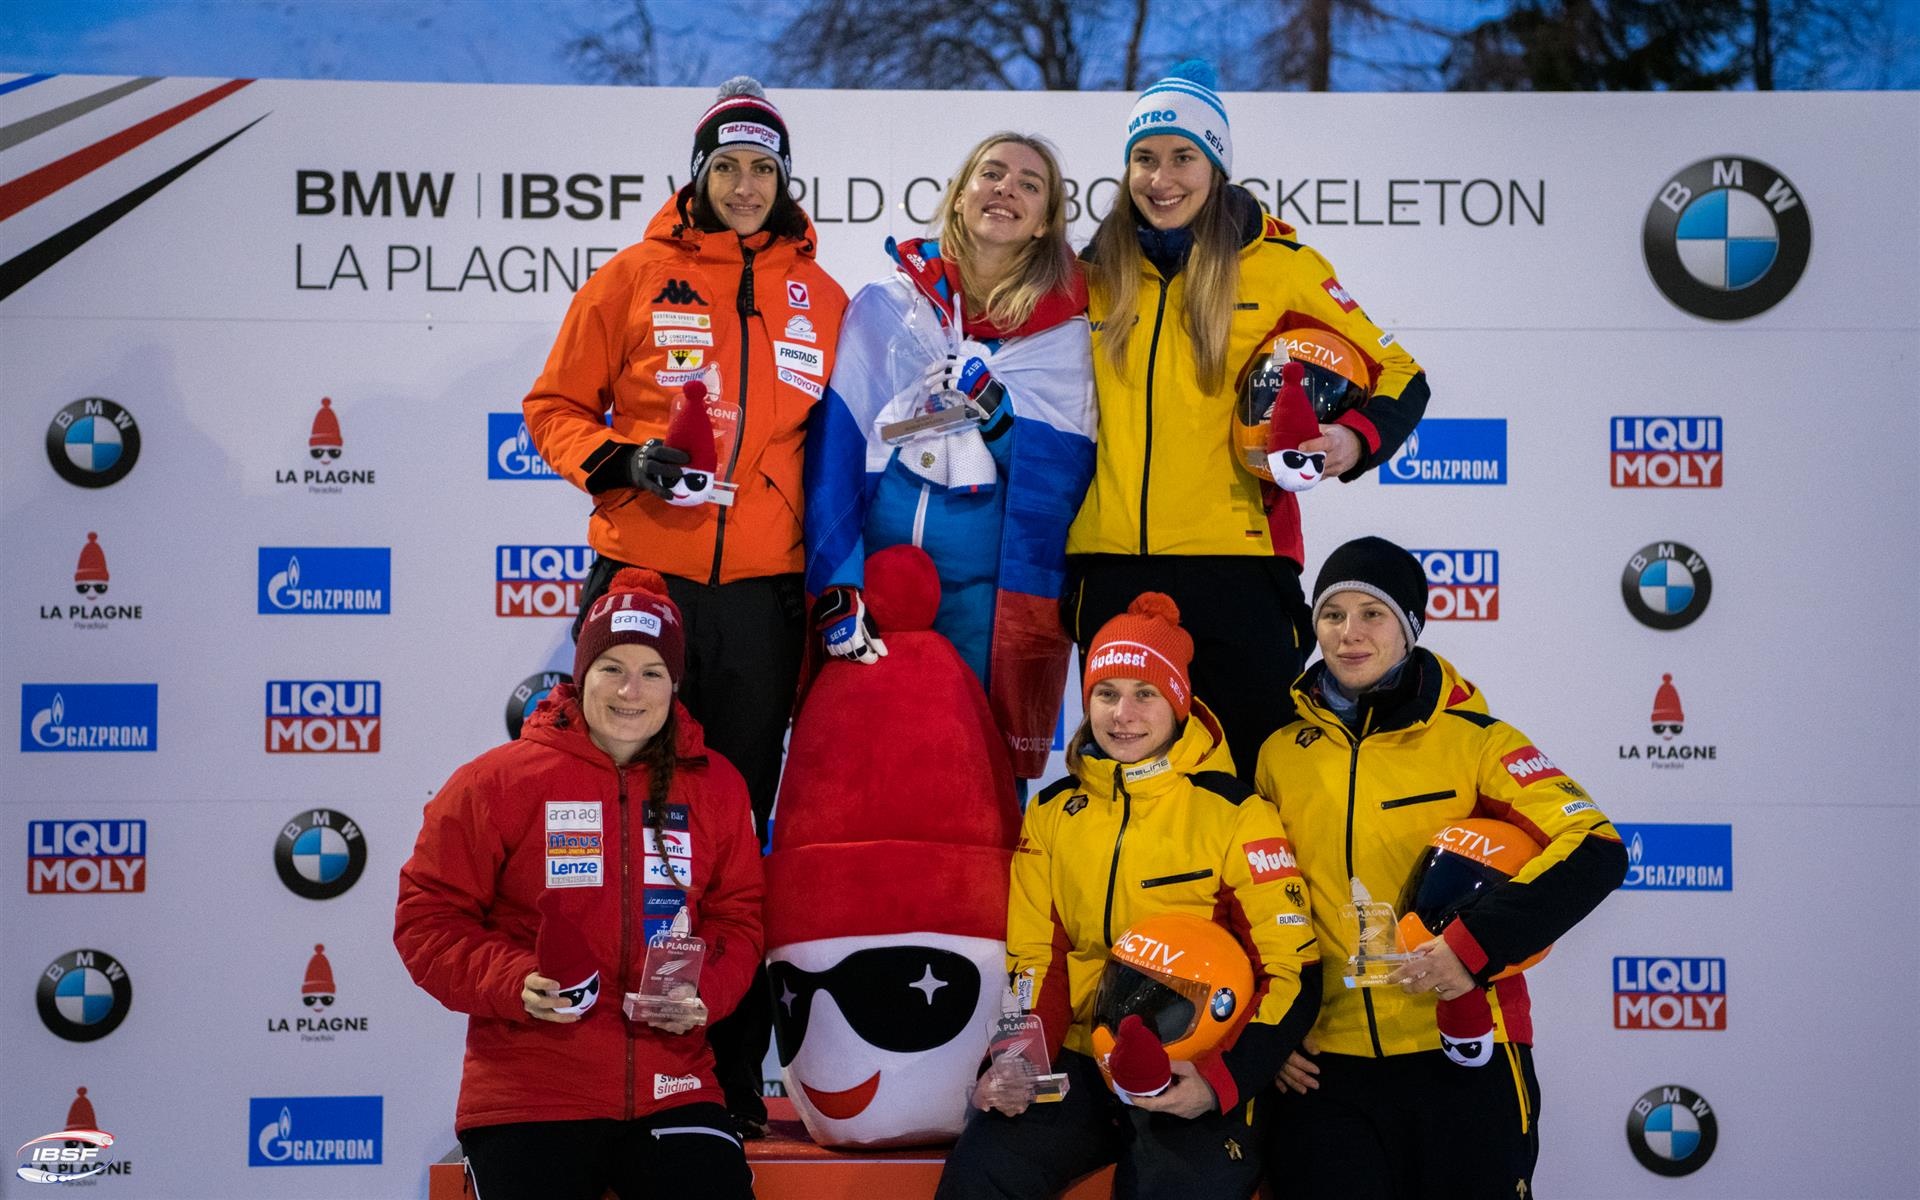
[{"xmin": 629, "ymin": 439, "xmax": 692, "ymax": 501}]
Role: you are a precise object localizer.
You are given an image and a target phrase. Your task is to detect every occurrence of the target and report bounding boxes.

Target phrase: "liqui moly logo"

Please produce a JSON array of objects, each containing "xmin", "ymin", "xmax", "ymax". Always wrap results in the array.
[
  {"xmin": 266, "ymin": 682, "xmax": 381, "ymax": 753},
  {"xmin": 1243, "ymin": 838, "xmax": 1300, "ymax": 883},
  {"xmin": 496, "ymin": 545, "xmax": 593, "ymax": 617},
  {"xmin": 1614, "ymin": 957, "xmax": 1726, "ymax": 1030},
  {"xmin": 1611, "ymin": 416, "xmax": 1723, "ymax": 487},
  {"xmin": 1410, "ymin": 549, "xmax": 1499, "ymax": 620},
  {"xmin": 28, "ymin": 820, "xmax": 147, "ymax": 894}
]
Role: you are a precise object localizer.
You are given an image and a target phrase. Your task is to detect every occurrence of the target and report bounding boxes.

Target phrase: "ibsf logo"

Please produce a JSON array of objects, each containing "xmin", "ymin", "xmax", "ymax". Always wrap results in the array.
[
  {"xmin": 1617, "ymin": 823, "xmax": 1732, "ymax": 891},
  {"xmin": 1611, "ymin": 417, "xmax": 1722, "ymax": 488},
  {"xmin": 496, "ymin": 545, "xmax": 593, "ymax": 617},
  {"xmin": 46, "ymin": 398, "xmax": 140, "ymax": 488},
  {"xmin": 267, "ymin": 944, "xmax": 371, "ymax": 1042},
  {"xmin": 274, "ymin": 809, "xmax": 368, "ymax": 900},
  {"xmin": 20, "ymin": 684, "xmax": 157, "ymax": 753},
  {"xmin": 1614, "ymin": 957, "xmax": 1726, "ymax": 1031},
  {"xmin": 258, "ymin": 548, "xmax": 390, "ymax": 614},
  {"xmin": 28, "ymin": 820, "xmax": 147, "ymax": 894},
  {"xmin": 1621, "ymin": 541, "xmax": 1711, "ymax": 630},
  {"xmin": 248, "ymin": 1096, "xmax": 383, "ymax": 1167},
  {"xmin": 275, "ymin": 397, "xmax": 375, "ymax": 493},
  {"xmin": 1619, "ymin": 674, "xmax": 1717, "ymax": 768},
  {"xmin": 489, "ymin": 414, "xmax": 560, "ymax": 479},
  {"xmin": 266, "ymin": 681, "xmax": 381, "ymax": 753},
  {"xmin": 507, "ymin": 671, "xmax": 569, "ymax": 739},
  {"xmin": 13, "ymin": 1088, "xmax": 128, "ymax": 1183},
  {"xmin": 1380, "ymin": 419, "xmax": 1506, "ymax": 485},
  {"xmin": 1643, "ymin": 156, "xmax": 1809, "ymax": 321},
  {"xmin": 1410, "ymin": 549, "xmax": 1498, "ymax": 621},
  {"xmin": 41, "ymin": 533, "xmax": 144, "ymax": 629},
  {"xmin": 37, "ymin": 949, "xmax": 133, "ymax": 1042},
  {"xmin": 1626, "ymin": 1084, "xmax": 1717, "ymax": 1177}
]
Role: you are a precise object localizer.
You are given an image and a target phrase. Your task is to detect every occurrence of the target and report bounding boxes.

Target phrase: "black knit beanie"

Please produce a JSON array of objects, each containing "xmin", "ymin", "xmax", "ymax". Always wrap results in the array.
[
  {"xmin": 690, "ymin": 76, "xmax": 791, "ymax": 186},
  {"xmin": 1311, "ymin": 536, "xmax": 1427, "ymax": 649}
]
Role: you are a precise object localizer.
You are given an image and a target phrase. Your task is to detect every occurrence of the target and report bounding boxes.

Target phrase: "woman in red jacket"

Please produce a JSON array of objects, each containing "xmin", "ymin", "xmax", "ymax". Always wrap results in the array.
[{"xmin": 396, "ymin": 568, "xmax": 763, "ymax": 1200}]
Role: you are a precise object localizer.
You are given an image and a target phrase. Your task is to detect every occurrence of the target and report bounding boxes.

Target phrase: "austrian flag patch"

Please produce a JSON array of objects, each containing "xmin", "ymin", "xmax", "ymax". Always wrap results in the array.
[
  {"xmin": 1243, "ymin": 837, "xmax": 1300, "ymax": 883},
  {"xmin": 1501, "ymin": 745, "xmax": 1566, "ymax": 785}
]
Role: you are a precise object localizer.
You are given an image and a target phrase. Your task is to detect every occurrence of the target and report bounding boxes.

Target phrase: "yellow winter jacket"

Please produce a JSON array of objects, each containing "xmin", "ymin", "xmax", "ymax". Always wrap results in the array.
[
  {"xmin": 1008, "ymin": 702, "xmax": 1319, "ymax": 1110},
  {"xmin": 1254, "ymin": 650, "xmax": 1626, "ymax": 1058}
]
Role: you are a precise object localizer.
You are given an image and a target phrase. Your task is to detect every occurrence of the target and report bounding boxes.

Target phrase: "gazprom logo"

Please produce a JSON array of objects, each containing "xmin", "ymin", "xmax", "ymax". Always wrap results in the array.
[
  {"xmin": 21, "ymin": 685, "xmax": 157, "ymax": 752},
  {"xmin": 1617, "ymin": 823, "xmax": 1732, "ymax": 891},
  {"xmin": 1380, "ymin": 419, "xmax": 1507, "ymax": 485},
  {"xmin": 488, "ymin": 414, "xmax": 560, "ymax": 480},
  {"xmin": 258, "ymin": 548, "xmax": 390, "ymax": 614},
  {"xmin": 248, "ymin": 1096, "xmax": 382, "ymax": 1167}
]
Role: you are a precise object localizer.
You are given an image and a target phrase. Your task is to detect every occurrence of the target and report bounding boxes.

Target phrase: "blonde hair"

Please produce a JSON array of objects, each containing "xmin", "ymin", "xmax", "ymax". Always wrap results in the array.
[
  {"xmin": 1084, "ymin": 163, "xmax": 1242, "ymax": 394},
  {"xmin": 936, "ymin": 132, "xmax": 1073, "ymax": 332}
]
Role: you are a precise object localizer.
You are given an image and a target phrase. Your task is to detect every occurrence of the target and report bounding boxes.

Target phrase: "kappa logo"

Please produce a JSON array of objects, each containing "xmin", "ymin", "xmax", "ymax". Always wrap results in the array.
[
  {"xmin": 1500, "ymin": 746, "xmax": 1565, "ymax": 785},
  {"xmin": 46, "ymin": 398, "xmax": 141, "ymax": 488},
  {"xmin": 1243, "ymin": 838, "xmax": 1300, "ymax": 883},
  {"xmin": 1295, "ymin": 727, "xmax": 1323, "ymax": 749},
  {"xmin": 652, "ymin": 279, "xmax": 708, "ymax": 306},
  {"xmin": 1643, "ymin": 157, "xmax": 1808, "ymax": 321},
  {"xmin": 1320, "ymin": 277, "xmax": 1358, "ymax": 312}
]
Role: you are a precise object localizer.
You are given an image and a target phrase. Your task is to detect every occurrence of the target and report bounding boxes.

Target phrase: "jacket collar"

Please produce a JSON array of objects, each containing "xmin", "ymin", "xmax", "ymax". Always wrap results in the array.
[
  {"xmin": 888, "ymin": 235, "xmax": 1087, "ymax": 339},
  {"xmin": 1293, "ymin": 648, "xmax": 1477, "ymax": 739}
]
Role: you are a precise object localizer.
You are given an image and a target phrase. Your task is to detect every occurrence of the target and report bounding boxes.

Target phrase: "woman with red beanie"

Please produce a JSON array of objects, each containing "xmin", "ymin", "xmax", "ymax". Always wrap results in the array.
[
  {"xmin": 395, "ymin": 568, "xmax": 763, "ymax": 1200},
  {"xmin": 937, "ymin": 593, "xmax": 1321, "ymax": 1200}
]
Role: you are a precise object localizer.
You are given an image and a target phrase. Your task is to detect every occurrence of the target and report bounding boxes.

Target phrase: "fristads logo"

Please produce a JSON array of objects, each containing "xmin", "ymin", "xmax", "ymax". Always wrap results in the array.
[
  {"xmin": 257, "ymin": 548, "xmax": 390, "ymax": 614},
  {"xmin": 1617, "ymin": 823, "xmax": 1731, "ymax": 891},
  {"xmin": 45, "ymin": 398, "xmax": 140, "ymax": 488},
  {"xmin": 267, "ymin": 944, "xmax": 370, "ymax": 1042},
  {"xmin": 1379, "ymin": 419, "xmax": 1506, "ymax": 485},
  {"xmin": 248, "ymin": 1096, "xmax": 382, "ymax": 1167},
  {"xmin": 1408, "ymin": 549, "xmax": 1498, "ymax": 621},
  {"xmin": 274, "ymin": 810, "xmax": 367, "ymax": 900},
  {"xmin": 1619, "ymin": 674, "xmax": 1717, "ymax": 769},
  {"xmin": 497, "ymin": 545, "xmax": 593, "ymax": 617},
  {"xmin": 275, "ymin": 397, "xmax": 376, "ymax": 494},
  {"xmin": 265, "ymin": 681, "xmax": 381, "ymax": 753},
  {"xmin": 488, "ymin": 414, "xmax": 561, "ymax": 479},
  {"xmin": 28, "ymin": 820, "xmax": 147, "ymax": 894},
  {"xmin": 1644, "ymin": 156, "xmax": 1809, "ymax": 321},
  {"xmin": 36, "ymin": 949, "xmax": 133, "ymax": 1042},
  {"xmin": 506, "ymin": 671, "xmax": 570, "ymax": 739},
  {"xmin": 41, "ymin": 533, "xmax": 145, "ymax": 630},
  {"xmin": 1626, "ymin": 1084, "xmax": 1717, "ymax": 1177},
  {"xmin": 1611, "ymin": 417, "xmax": 1722, "ymax": 487},
  {"xmin": 20, "ymin": 685, "xmax": 157, "ymax": 753},
  {"xmin": 1621, "ymin": 541, "xmax": 1711, "ymax": 630},
  {"xmin": 14, "ymin": 1087, "xmax": 130, "ymax": 1183},
  {"xmin": 1614, "ymin": 957, "xmax": 1726, "ymax": 1031}
]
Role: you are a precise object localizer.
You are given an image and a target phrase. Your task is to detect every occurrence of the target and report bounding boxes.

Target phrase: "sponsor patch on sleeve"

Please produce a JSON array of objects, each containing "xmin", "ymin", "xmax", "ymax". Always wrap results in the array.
[
  {"xmin": 1243, "ymin": 837, "xmax": 1300, "ymax": 883},
  {"xmin": 1321, "ymin": 277, "xmax": 1359, "ymax": 313},
  {"xmin": 1501, "ymin": 745, "xmax": 1567, "ymax": 785},
  {"xmin": 1562, "ymin": 799, "xmax": 1598, "ymax": 816}
]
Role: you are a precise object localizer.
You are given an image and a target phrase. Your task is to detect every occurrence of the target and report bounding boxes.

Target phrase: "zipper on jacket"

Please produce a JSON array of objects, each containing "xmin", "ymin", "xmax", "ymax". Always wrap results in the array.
[
  {"xmin": 619, "ymin": 767, "xmax": 636, "ymax": 1118},
  {"xmin": 709, "ymin": 242, "xmax": 759, "ymax": 585},
  {"xmin": 1137, "ymin": 276, "xmax": 1170, "ymax": 556},
  {"xmin": 1343, "ymin": 715, "xmax": 1388, "ymax": 1059},
  {"xmin": 1101, "ymin": 762, "xmax": 1133, "ymax": 947},
  {"xmin": 911, "ymin": 483, "xmax": 931, "ymax": 547}
]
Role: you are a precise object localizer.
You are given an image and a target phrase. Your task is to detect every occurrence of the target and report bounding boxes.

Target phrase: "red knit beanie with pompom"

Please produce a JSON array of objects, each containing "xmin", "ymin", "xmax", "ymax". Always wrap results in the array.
[
  {"xmin": 572, "ymin": 568, "xmax": 686, "ymax": 685},
  {"xmin": 1083, "ymin": 592, "xmax": 1195, "ymax": 720}
]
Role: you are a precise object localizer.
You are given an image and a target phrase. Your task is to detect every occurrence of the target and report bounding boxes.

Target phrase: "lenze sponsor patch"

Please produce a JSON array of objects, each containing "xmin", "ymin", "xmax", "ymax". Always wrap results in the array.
[
  {"xmin": 545, "ymin": 801, "xmax": 603, "ymax": 888},
  {"xmin": 773, "ymin": 340, "xmax": 825, "ymax": 376}
]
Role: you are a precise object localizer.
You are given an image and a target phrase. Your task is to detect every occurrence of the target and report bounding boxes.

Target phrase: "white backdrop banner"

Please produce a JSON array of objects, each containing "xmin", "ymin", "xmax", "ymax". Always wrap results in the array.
[{"xmin": 2, "ymin": 74, "xmax": 1916, "ymax": 1199}]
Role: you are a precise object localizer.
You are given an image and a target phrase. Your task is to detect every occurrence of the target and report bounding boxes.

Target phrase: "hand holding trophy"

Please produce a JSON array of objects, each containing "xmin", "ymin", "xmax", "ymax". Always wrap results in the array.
[{"xmin": 624, "ymin": 906, "xmax": 709, "ymax": 1031}]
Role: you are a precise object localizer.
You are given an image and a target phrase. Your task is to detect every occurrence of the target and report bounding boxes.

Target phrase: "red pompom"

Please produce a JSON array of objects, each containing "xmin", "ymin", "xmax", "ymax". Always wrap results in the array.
[
  {"xmin": 1125, "ymin": 591, "xmax": 1181, "ymax": 627},
  {"xmin": 1107, "ymin": 1013, "xmax": 1172, "ymax": 1096},
  {"xmin": 862, "ymin": 544, "xmax": 941, "ymax": 633},
  {"xmin": 608, "ymin": 566, "xmax": 670, "ymax": 599}
]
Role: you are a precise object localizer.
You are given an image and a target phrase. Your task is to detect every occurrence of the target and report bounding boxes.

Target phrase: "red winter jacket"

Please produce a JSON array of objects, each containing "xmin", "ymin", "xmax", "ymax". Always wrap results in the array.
[{"xmin": 394, "ymin": 689, "xmax": 764, "ymax": 1132}]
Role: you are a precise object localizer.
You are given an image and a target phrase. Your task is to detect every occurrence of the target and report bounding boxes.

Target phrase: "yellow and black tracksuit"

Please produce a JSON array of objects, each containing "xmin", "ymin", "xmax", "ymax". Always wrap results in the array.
[{"xmin": 1253, "ymin": 649, "xmax": 1627, "ymax": 1199}]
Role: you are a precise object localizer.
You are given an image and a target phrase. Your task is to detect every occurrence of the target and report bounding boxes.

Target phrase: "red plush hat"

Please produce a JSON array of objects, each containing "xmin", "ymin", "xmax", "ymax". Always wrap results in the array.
[
  {"xmin": 537, "ymin": 890, "xmax": 601, "ymax": 1016},
  {"xmin": 1436, "ymin": 988, "xmax": 1494, "ymax": 1067},
  {"xmin": 309, "ymin": 396, "xmax": 342, "ymax": 451},
  {"xmin": 765, "ymin": 544, "xmax": 1018, "ymax": 951},
  {"xmin": 302, "ymin": 944, "xmax": 336, "ymax": 1004},
  {"xmin": 1083, "ymin": 592, "xmax": 1194, "ymax": 721},
  {"xmin": 1265, "ymin": 361, "xmax": 1326, "ymax": 492},
  {"xmin": 74, "ymin": 533, "xmax": 108, "ymax": 588},
  {"xmin": 668, "ymin": 380, "xmax": 719, "ymax": 474},
  {"xmin": 573, "ymin": 568, "xmax": 686, "ymax": 685},
  {"xmin": 1106, "ymin": 1014, "xmax": 1173, "ymax": 1097}
]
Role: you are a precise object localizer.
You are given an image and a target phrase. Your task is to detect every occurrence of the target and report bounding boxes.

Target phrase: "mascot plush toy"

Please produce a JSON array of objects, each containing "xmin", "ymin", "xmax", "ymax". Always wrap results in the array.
[{"xmin": 764, "ymin": 544, "xmax": 1021, "ymax": 1147}]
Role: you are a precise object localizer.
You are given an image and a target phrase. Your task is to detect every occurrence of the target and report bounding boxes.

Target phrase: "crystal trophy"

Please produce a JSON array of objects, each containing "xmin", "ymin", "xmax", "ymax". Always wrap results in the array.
[
  {"xmin": 1342, "ymin": 876, "xmax": 1417, "ymax": 988},
  {"xmin": 879, "ymin": 291, "xmax": 986, "ymax": 445},
  {"xmin": 984, "ymin": 1003, "xmax": 1068, "ymax": 1104},
  {"xmin": 624, "ymin": 906, "xmax": 708, "ymax": 1024}
]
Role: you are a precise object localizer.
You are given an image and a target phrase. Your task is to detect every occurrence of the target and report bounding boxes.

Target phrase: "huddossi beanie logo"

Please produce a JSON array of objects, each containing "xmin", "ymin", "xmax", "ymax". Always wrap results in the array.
[{"xmin": 1083, "ymin": 592, "xmax": 1195, "ymax": 720}]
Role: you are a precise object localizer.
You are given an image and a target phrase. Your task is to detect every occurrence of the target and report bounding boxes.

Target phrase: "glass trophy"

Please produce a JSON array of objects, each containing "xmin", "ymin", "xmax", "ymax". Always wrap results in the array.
[
  {"xmin": 985, "ymin": 1008, "xmax": 1068, "ymax": 1104},
  {"xmin": 879, "ymin": 293, "xmax": 985, "ymax": 445},
  {"xmin": 1342, "ymin": 876, "xmax": 1417, "ymax": 988},
  {"xmin": 624, "ymin": 906, "xmax": 708, "ymax": 1024}
]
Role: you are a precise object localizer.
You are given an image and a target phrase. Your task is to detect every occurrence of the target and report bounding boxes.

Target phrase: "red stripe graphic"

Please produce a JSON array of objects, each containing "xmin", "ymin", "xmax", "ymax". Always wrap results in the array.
[{"xmin": 0, "ymin": 78, "xmax": 252, "ymax": 222}]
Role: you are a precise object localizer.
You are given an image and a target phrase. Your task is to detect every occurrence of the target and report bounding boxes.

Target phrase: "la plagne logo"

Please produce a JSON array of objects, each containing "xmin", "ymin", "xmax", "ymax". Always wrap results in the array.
[
  {"xmin": 14, "ymin": 1088, "xmax": 128, "ymax": 1183},
  {"xmin": 1620, "ymin": 674, "xmax": 1717, "ymax": 769},
  {"xmin": 275, "ymin": 397, "xmax": 376, "ymax": 493},
  {"xmin": 267, "ymin": 944, "xmax": 370, "ymax": 1042},
  {"xmin": 41, "ymin": 532, "xmax": 144, "ymax": 630},
  {"xmin": 1379, "ymin": 419, "xmax": 1506, "ymax": 485},
  {"xmin": 257, "ymin": 548, "xmax": 390, "ymax": 614},
  {"xmin": 488, "ymin": 414, "xmax": 560, "ymax": 479},
  {"xmin": 20, "ymin": 685, "xmax": 157, "ymax": 753},
  {"xmin": 265, "ymin": 681, "xmax": 381, "ymax": 753}
]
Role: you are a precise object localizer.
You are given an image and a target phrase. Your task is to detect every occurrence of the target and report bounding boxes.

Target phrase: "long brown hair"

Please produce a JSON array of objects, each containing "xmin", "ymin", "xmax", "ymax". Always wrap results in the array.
[
  {"xmin": 936, "ymin": 132, "xmax": 1073, "ymax": 331},
  {"xmin": 1084, "ymin": 163, "xmax": 1242, "ymax": 393}
]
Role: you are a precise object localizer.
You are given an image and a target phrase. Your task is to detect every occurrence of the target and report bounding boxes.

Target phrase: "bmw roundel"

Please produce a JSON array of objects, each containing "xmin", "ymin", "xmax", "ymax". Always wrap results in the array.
[
  {"xmin": 274, "ymin": 809, "xmax": 368, "ymax": 900},
  {"xmin": 1622, "ymin": 542, "xmax": 1712, "ymax": 630},
  {"xmin": 1627, "ymin": 1084, "xmax": 1717, "ymax": 1177},
  {"xmin": 46, "ymin": 399, "xmax": 141, "ymax": 488},
  {"xmin": 37, "ymin": 948, "xmax": 133, "ymax": 1042},
  {"xmin": 506, "ymin": 671, "xmax": 569, "ymax": 740},
  {"xmin": 1643, "ymin": 157, "xmax": 1810, "ymax": 321}
]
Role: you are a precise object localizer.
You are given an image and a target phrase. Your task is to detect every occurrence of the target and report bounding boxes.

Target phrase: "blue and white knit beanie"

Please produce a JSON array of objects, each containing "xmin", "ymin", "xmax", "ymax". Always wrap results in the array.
[{"xmin": 1125, "ymin": 59, "xmax": 1231, "ymax": 176}]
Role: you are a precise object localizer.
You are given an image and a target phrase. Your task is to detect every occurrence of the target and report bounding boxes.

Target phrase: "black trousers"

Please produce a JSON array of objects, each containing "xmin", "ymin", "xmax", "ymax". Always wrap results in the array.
[
  {"xmin": 1267, "ymin": 1047, "xmax": 1542, "ymax": 1200},
  {"xmin": 577, "ymin": 557, "xmax": 806, "ymax": 1123},
  {"xmin": 1064, "ymin": 554, "xmax": 1310, "ymax": 782},
  {"xmin": 936, "ymin": 1051, "xmax": 1265, "ymax": 1200},
  {"xmin": 459, "ymin": 1104, "xmax": 752, "ymax": 1200}
]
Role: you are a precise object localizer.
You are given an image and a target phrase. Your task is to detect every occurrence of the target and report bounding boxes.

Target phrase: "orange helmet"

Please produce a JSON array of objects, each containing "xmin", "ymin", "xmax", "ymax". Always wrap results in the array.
[
  {"xmin": 1089, "ymin": 912, "xmax": 1254, "ymax": 1078},
  {"xmin": 1395, "ymin": 818, "xmax": 1551, "ymax": 980},
  {"xmin": 1233, "ymin": 328, "xmax": 1372, "ymax": 481}
]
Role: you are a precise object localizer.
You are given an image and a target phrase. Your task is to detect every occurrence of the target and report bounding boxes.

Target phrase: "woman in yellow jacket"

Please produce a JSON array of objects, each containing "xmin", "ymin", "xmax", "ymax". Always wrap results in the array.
[
  {"xmin": 1067, "ymin": 61, "xmax": 1430, "ymax": 777},
  {"xmin": 937, "ymin": 594, "xmax": 1319, "ymax": 1200},
  {"xmin": 1254, "ymin": 537, "xmax": 1628, "ymax": 1199}
]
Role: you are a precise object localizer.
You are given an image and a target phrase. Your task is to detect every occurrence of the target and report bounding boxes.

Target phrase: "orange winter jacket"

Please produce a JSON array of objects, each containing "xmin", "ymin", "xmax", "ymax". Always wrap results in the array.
[{"xmin": 524, "ymin": 191, "xmax": 848, "ymax": 584}]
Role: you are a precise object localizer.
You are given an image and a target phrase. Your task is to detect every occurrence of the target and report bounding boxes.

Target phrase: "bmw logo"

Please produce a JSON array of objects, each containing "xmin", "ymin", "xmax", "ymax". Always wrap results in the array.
[
  {"xmin": 46, "ymin": 399, "xmax": 141, "ymax": 488},
  {"xmin": 506, "ymin": 671, "xmax": 569, "ymax": 739},
  {"xmin": 274, "ymin": 809, "xmax": 367, "ymax": 900},
  {"xmin": 37, "ymin": 949, "xmax": 133, "ymax": 1042},
  {"xmin": 1209, "ymin": 986, "xmax": 1237, "ymax": 1022},
  {"xmin": 1621, "ymin": 541, "xmax": 1712, "ymax": 630},
  {"xmin": 1643, "ymin": 157, "xmax": 1810, "ymax": 321},
  {"xmin": 1627, "ymin": 1084, "xmax": 1717, "ymax": 1177}
]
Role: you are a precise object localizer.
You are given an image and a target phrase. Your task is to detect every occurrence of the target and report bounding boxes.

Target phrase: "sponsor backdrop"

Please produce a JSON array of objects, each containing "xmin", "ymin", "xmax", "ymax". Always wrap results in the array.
[{"xmin": 2, "ymin": 74, "xmax": 1915, "ymax": 1197}]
